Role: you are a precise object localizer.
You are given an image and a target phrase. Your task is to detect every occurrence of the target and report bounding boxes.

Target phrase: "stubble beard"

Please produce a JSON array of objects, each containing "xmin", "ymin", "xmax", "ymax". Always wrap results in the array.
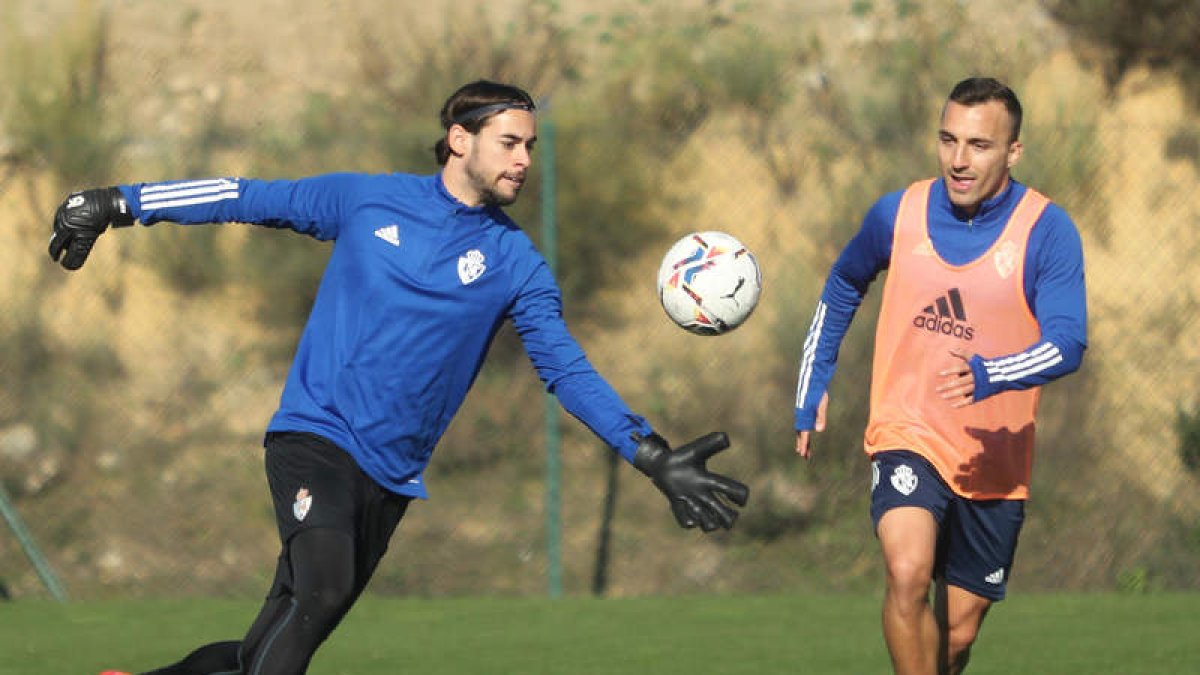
[{"xmin": 467, "ymin": 164, "xmax": 521, "ymax": 207}]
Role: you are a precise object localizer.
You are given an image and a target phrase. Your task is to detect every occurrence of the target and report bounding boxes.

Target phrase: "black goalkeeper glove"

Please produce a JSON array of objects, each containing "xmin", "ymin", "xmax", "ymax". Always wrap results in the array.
[
  {"xmin": 48, "ymin": 187, "xmax": 134, "ymax": 270},
  {"xmin": 633, "ymin": 431, "xmax": 750, "ymax": 532}
]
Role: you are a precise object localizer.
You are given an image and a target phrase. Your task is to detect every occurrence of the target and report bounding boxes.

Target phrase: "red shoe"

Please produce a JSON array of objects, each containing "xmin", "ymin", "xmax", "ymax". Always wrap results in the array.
[{"xmin": 98, "ymin": 671, "xmax": 132, "ymax": 675}]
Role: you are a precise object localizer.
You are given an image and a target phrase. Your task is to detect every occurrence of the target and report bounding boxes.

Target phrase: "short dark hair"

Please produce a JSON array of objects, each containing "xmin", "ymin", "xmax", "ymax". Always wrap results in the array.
[
  {"xmin": 947, "ymin": 77, "xmax": 1023, "ymax": 142},
  {"xmin": 434, "ymin": 80, "xmax": 536, "ymax": 165}
]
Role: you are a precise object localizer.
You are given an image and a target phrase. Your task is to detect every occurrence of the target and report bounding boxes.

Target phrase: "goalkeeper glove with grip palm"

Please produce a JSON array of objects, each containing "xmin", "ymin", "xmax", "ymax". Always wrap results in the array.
[{"xmin": 633, "ymin": 431, "xmax": 750, "ymax": 531}]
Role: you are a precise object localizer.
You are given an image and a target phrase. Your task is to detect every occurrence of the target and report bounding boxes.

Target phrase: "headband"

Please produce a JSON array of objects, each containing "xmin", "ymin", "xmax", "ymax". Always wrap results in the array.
[{"xmin": 450, "ymin": 101, "xmax": 536, "ymax": 127}]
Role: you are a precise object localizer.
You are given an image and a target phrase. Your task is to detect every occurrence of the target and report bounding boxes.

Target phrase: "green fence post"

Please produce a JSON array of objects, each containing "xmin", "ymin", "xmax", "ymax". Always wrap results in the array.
[
  {"xmin": 540, "ymin": 110, "xmax": 563, "ymax": 599},
  {"xmin": 0, "ymin": 482, "xmax": 68, "ymax": 601}
]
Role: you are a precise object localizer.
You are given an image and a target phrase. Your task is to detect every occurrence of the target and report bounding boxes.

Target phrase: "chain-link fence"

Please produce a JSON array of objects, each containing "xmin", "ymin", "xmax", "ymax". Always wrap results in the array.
[{"xmin": 1, "ymin": 0, "xmax": 1198, "ymax": 601}]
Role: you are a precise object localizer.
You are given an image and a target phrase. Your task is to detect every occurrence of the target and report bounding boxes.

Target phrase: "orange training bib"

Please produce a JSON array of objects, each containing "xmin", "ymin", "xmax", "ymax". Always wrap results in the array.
[{"xmin": 864, "ymin": 179, "xmax": 1048, "ymax": 499}]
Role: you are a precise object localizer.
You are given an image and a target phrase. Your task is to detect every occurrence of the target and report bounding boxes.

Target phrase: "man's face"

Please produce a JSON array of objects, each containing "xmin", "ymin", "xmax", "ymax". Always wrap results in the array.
[
  {"xmin": 937, "ymin": 100, "xmax": 1022, "ymax": 216},
  {"xmin": 460, "ymin": 109, "xmax": 537, "ymax": 207}
]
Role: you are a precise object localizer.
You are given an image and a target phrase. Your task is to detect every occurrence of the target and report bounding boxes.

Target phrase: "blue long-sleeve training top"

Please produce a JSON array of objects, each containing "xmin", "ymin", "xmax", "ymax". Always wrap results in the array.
[
  {"xmin": 119, "ymin": 173, "xmax": 653, "ymax": 498},
  {"xmin": 794, "ymin": 178, "xmax": 1087, "ymax": 430}
]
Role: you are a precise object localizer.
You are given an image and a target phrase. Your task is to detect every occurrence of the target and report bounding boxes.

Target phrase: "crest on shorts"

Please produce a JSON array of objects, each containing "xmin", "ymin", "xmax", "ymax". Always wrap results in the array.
[
  {"xmin": 293, "ymin": 487, "xmax": 313, "ymax": 522},
  {"xmin": 890, "ymin": 465, "xmax": 918, "ymax": 496}
]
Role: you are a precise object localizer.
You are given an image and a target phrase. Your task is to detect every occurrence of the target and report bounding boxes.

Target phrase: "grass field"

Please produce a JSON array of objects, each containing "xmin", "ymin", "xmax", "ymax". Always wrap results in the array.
[{"xmin": 2, "ymin": 592, "xmax": 1196, "ymax": 674}]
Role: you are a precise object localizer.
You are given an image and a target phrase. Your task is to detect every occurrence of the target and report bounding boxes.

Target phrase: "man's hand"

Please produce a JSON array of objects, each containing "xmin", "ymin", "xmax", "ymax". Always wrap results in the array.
[
  {"xmin": 795, "ymin": 392, "xmax": 828, "ymax": 460},
  {"xmin": 48, "ymin": 187, "xmax": 134, "ymax": 270},
  {"xmin": 633, "ymin": 431, "xmax": 750, "ymax": 532},
  {"xmin": 936, "ymin": 348, "xmax": 976, "ymax": 408}
]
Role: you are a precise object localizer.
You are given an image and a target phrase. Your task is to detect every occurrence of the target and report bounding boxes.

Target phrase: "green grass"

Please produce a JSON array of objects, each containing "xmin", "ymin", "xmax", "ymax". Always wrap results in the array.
[{"xmin": 2, "ymin": 592, "xmax": 1196, "ymax": 674}]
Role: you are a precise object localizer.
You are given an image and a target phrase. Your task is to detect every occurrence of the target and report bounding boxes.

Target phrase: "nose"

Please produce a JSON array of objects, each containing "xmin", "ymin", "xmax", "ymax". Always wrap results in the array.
[
  {"xmin": 951, "ymin": 143, "xmax": 969, "ymax": 170},
  {"xmin": 513, "ymin": 143, "xmax": 532, "ymax": 169}
]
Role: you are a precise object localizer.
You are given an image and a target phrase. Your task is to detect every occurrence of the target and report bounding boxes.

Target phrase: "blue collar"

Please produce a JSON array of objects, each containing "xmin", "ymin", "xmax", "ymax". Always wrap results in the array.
[
  {"xmin": 935, "ymin": 177, "xmax": 1025, "ymax": 226},
  {"xmin": 432, "ymin": 172, "xmax": 508, "ymax": 223}
]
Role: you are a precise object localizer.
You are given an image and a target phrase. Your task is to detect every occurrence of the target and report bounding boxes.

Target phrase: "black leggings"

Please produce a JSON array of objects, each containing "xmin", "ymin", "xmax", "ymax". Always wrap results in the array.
[
  {"xmin": 144, "ymin": 527, "xmax": 389, "ymax": 675},
  {"xmin": 241, "ymin": 527, "xmax": 366, "ymax": 673},
  {"xmin": 144, "ymin": 434, "xmax": 409, "ymax": 675}
]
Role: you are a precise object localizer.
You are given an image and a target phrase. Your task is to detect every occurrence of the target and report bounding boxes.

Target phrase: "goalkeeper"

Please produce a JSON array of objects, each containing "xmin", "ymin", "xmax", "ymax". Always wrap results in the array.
[{"xmin": 51, "ymin": 79, "xmax": 749, "ymax": 675}]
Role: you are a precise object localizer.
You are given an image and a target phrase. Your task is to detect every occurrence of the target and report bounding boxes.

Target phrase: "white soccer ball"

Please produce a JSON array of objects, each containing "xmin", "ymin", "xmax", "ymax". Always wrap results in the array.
[{"xmin": 656, "ymin": 231, "xmax": 762, "ymax": 336}]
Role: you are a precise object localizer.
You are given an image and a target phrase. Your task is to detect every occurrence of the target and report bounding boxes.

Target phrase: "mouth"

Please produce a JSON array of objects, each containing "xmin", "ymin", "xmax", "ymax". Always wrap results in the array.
[
  {"xmin": 501, "ymin": 173, "xmax": 525, "ymax": 189},
  {"xmin": 947, "ymin": 174, "xmax": 975, "ymax": 193}
]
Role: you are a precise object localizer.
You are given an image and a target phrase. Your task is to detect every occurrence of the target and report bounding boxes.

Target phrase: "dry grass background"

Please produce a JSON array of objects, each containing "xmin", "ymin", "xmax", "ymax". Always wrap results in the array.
[{"xmin": 1, "ymin": 0, "xmax": 1198, "ymax": 598}]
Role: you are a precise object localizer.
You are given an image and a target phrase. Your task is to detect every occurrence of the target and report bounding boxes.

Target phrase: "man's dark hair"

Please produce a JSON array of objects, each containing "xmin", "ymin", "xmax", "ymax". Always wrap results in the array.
[
  {"xmin": 947, "ymin": 77, "xmax": 1023, "ymax": 142},
  {"xmin": 434, "ymin": 80, "xmax": 536, "ymax": 165}
]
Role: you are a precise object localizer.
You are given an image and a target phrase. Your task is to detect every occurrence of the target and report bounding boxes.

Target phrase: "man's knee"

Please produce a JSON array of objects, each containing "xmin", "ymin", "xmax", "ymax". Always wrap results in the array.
[
  {"xmin": 289, "ymin": 528, "xmax": 359, "ymax": 625},
  {"xmin": 877, "ymin": 506, "xmax": 938, "ymax": 603},
  {"xmin": 938, "ymin": 585, "xmax": 991, "ymax": 671},
  {"xmin": 300, "ymin": 582, "xmax": 355, "ymax": 623},
  {"xmin": 884, "ymin": 554, "xmax": 934, "ymax": 601},
  {"xmin": 945, "ymin": 619, "xmax": 979, "ymax": 655}
]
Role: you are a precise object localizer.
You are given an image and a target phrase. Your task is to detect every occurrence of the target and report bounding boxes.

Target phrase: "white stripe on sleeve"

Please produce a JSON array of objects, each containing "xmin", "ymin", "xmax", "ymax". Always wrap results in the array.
[
  {"xmin": 140, "ymin": 179, "xmax": 240, "ymax": 209},
  {"xmin": 795, "ymin": 301, "xmax": 827, "ymax": 407},
  {"xmin": 984, "ymin": 341, "xmax": 1064, "ymax": 382}
]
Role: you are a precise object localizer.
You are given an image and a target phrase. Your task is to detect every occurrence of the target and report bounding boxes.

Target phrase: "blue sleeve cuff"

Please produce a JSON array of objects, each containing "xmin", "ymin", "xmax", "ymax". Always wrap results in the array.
[
  {"xmin": 969, "ymin": 354, "xmax": 996, "ymax": 401},
  {"xmin": 795, "ymin": 408, "xmax": 817, "ymax": 431},
  {"xmin": 615, "ymin": 418, "xmax": 654, "ymax": 463},
  {"xmin": 117, "ymin": 185, "xmax": 141, "ymax": 221}
]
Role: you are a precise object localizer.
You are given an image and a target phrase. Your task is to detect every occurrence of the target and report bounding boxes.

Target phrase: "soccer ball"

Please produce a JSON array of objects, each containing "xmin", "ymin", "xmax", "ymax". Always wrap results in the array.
[{"xmin": 656, "ymin": 231, "xmax": 762, "ymax": 336}]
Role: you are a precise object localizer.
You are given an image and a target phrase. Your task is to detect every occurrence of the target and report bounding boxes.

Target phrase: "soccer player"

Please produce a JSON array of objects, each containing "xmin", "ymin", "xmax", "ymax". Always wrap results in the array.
[
  {"xmin": 50, "ymin": 79, "xmax": 749, "ymax": 675},
  {"xmin": 793, "ymin": 77, "xmax": 1087, "ymax": 674}
]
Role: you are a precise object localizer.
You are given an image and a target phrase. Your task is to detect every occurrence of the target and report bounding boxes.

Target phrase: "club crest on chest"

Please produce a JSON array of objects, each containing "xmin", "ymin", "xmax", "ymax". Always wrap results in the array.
[{"xmin": 458, "ymin": 249, "xmax": 486, "ymax": 285}]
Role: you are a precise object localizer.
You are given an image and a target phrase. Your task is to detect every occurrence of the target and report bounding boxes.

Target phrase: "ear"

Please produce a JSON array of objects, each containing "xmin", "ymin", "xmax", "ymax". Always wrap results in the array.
[
  {"xmin": 447, "ymin": 124, "xmax": 473, "ymax": 159},
  {"xmin": 1006, "ymin": 139, "xmax": 1023, "ymax": 169}
]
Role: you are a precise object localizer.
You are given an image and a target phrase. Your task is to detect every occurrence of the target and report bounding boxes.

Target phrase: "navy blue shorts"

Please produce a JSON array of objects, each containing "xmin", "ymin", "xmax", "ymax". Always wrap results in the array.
[{"xmin": 870, "ymin": 450, "xmax": 1025, "ymax": 601}]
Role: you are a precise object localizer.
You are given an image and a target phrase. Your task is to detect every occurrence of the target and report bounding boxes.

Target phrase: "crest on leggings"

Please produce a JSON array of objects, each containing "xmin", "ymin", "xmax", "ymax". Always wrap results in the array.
[{"xmin": 293, "ymin": 487, "xmax": 313, "ymax": 522}]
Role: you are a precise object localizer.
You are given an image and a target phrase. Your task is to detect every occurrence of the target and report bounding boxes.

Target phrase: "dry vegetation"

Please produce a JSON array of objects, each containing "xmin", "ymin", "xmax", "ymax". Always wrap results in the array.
[{"xmin": 1, "ymin": 0, "xmax": 1198, "ymax": 599}]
